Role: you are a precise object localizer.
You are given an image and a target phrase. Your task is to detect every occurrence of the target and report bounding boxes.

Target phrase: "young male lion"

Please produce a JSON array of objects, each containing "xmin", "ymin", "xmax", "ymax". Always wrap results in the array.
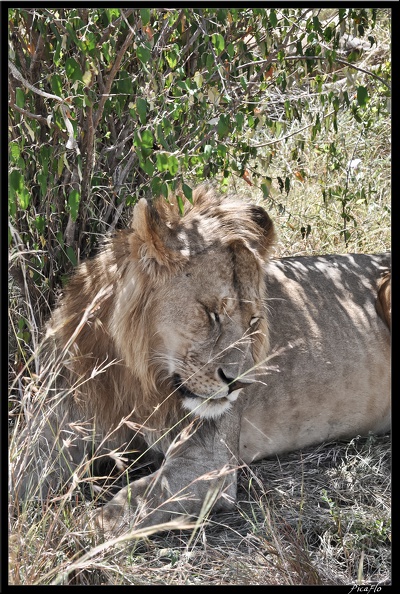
[{"xmin": 12, "ymin": 185, "xmax": 391, "ymax": 535}]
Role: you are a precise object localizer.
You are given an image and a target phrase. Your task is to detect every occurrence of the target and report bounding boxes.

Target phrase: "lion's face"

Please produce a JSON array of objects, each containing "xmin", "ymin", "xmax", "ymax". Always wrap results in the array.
[
  {"xmin": 151, "ymin": 244, "xmax": 267, "ymax": 418},
  {"xmin": 106, "ymin": 187, "xmax": 275, "ymax": 421}
]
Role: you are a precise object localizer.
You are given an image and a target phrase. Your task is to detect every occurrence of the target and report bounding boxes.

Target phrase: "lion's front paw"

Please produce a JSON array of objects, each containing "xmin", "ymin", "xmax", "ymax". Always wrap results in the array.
[
  {"xmin": 91, "ymin": 491, "xmax": 137, "ymax": 537},
  {"xmin": 92, "ymin": 505, "xmax": 128, "ymax": 538},
  {"xmin": 90, "ymin": 481, "xmax": 154, "ymax": 538}
]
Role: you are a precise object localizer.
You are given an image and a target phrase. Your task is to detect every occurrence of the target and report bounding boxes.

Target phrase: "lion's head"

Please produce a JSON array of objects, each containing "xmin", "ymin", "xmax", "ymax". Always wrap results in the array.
[{"xmin": 46, "ymin": 186, "xmax": 275, "ymax": 432}]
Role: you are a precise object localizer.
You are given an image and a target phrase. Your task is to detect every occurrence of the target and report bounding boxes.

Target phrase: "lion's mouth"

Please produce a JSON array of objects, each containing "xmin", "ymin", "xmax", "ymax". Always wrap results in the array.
[
  {"xmin": 172, "ymin": 373, "xmax": 246, "ymax": 401},
  {"xmin": 172, "ymin": 373, "xmax": 245, "ymax": 419},
  {"xmin": 172, "ymin": 374, "xmax": 205, "ymax": 400}
]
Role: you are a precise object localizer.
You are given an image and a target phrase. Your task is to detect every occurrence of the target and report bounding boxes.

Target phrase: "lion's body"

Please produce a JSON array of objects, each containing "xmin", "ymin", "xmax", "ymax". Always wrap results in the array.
[
  {"xmin": 240, "ymin": 253, "xmax": 391, "ymax": 463},
  {"xmin": 13, "ymin": 187, "xmax": 390, "ymax": 534}
]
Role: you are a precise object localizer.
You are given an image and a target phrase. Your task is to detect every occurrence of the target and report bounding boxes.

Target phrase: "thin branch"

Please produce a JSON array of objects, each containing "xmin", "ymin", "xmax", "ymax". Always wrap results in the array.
[
  {"xmin": 98, "ymin": 8, "xmax": 135, "ymax": 46},
  {"xmin": 153, "ymin": 9, "xmax": 185, "ymax": 54},
  {"xmin": 237, "ymin": 54, "xmax": 390, "ymax": 89},
  {"xmin": 246, "ymin": 9, "xmax": 313, "ymax": 97},
  {"xmin": 247, "ymin": 108, "xmax": 338, "ymax": 148},
  {"xmin": 92, "ymin": 15, "xmax": 136, "ymax": 131},
  {"xmin": 9, "ymin": 60, "xmax": 68, "ymax": 103},
  {"xmin": 9, "ymin": 102, "xmax": 48, "ymax": 126},
  {"xmin": 9, "ymin": 101, "xmax": 69, "ymax": 140}
]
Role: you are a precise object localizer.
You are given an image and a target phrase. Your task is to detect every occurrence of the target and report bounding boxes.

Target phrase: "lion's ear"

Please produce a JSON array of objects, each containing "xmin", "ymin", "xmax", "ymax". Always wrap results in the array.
[
  {"xmin": 248, "ymin": 205, "xmax": 276, "ymax": 259},
  {"xmin": 130, "ymin": 198, "xmax": 187, "ymax": 272}
]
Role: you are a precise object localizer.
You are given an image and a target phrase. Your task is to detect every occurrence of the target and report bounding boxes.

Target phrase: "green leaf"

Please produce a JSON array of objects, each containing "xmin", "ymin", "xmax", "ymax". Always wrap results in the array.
[
  {"xmin": 156, "ymin": 152, "xmax": 169, "ymax": 172},
  {"xmin": 165, "ymin": 49, "xmax": 178, "ymax": 69},
  {"xmin": 206, "ymin": 54, "xmax": 214, "ymax": 70},
  {"xmin": 105, "ymin": 8, "xmax": 120, "ymax": 24},
  {"xmin": 140, "ymin": 8, "xmax": 150, "ymax": 26},
  {"xmin": 136, "ymin": 98, "xmax": 147, "ymax": 125},
  {"xmin": 176, "ymin": 194, "xmax": 185, "ymax": 215},
  {"xmin": 226, "ymin": 43, "xmax": 235, "ymax": 59},
  {"xmin": 9, "ymin": 190, "xmax": 17, "ymax": 218},
  {"xmin": 141, "ymin": 130, "xmax": 154, "ymax": 149},
  {"xmin": 68, "ymin": 189, "xmax": 80, "ymax": 221},
  {"xmin": 156, "ymin": 124, "xmax": 169, "ymax": 150},
  {"xmin": 239, "ymin": 77, "xmax": 247, "ymax": 91},
  {"xmin": 50, "ymin": 75, "xmax": 63, "ymax": 97},
  {"xmin": 182, "ymin": 183, "xmax": 193, "ymax": 202},
  {"xmin": 10, "ymin": 142, "xmax": 20, "ymax": 162},
  {"xmin": 167, "ymin": 155, "xmax": 179, "ymax": 176},
  {"xmin": 312, "ymin": 16, "xmax": 322, "ymax": 34},
  {"xmin": 235, "ymin": 113, "xmax": 244, "ymax": 131},
  {"xmin": 33, "ymin": 215, "xmax": 45, "ymax": 235},
  {"xmin": 217, "ymin": 114, "xmax": 230, "ymax": 139},
  {"xmin": 269, "ymin": 9, "xmax": 277, "ymax": 28},
  {"xmin": 37, "ymin": 172, "xmax": 48, "ymax": 198},
  {"xmin": 160, "ymin": 182, "xmax": 169, "ymax": 198},
  {"xmin": 151, "ymin": 176, "xmax": 163, "ymax": 196},
  {"xmin": 116, "ymin": 71, "xmax": 133, "ymax": 94},
  {"xmin": 19, "ymin": 188, "xmax": 30, "ymax": 209},
  {"xmin": 16, "ymin": 88, "xmax": 25, "ymax": 109},
  {"xmin": 356, "ymin": 86, "xmax": 369, "ymax": 107},
  {"xmin": 137, "ymin": 45, "xmax": 152, "ymax": 65},
  {"xmin": 85, "ymin": 32, "xmax": 97, "ymax": 52},
  {"xmin": 162, "ymin": 117, "xmax": 173, "ymax": 136},
  {"xmin": 65, "ymin": 24, "xmax": 83, "ymax": 50},
  {"xmin": 65, "ymin": 57, "xmax": 83, "ymax": 82},
  {"xmin": 9, "ymin": 170, "xmax": 30, "ymax": 209},
  {"xmin": 66, "ymin": 246, "xmax": 77, "ymax": 267},
  {"xmin": 102, "ymin": 41, "xmax": 111, "ymax": 65},
  {"xmin": 217, "ymin": 143, "xmax": 227, "ymax": 157},
  {"xmin": 140, "ymin": 157, "xmax": 155, "ymax": 176},
  {"xmin": 212, "ymin": 33, "xmax": 225, "ymax": 53}
]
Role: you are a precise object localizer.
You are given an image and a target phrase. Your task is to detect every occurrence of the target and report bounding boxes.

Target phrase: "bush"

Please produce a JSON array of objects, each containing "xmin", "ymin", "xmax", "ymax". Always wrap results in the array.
[
  {"xmin": 8, "ymin": 8, "xmax": 390, "ymax": 294},
  {"xmin": 8, "ymin": 8, "xmax": 391, "ymax": 585}
]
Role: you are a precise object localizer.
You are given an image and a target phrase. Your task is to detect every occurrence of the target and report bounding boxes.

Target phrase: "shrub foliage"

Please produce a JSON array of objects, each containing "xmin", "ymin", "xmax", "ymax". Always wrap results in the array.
[{"xmin": 8, "ymin": 7, "xmax": 390, "ymax": 370}]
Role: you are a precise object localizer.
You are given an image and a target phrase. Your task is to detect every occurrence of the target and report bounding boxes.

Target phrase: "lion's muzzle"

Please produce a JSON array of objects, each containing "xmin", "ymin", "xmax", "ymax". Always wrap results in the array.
[{"xmin": 172, "ymin": 371, "xmax": 252, "ymax": 419}]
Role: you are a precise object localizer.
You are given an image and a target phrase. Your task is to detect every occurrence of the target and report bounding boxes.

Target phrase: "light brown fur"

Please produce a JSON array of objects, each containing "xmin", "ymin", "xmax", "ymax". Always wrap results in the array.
[
  {"xmin": 13, "ymin": 186, "xmax": 390, "ymax": 535},
  {"xmin": 375, "ymin": 271, "xmax": 391, "ymax": 329}
]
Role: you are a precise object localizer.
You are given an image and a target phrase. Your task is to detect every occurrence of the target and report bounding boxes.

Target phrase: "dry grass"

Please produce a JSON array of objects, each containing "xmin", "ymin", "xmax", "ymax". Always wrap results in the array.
[
  {"xmin": 8, "ymin": 14, "xmax": 390, "ymax": 588},
  {"xmin": 9, "ymin": 429, "xmax": 390, "ymax": 585}
]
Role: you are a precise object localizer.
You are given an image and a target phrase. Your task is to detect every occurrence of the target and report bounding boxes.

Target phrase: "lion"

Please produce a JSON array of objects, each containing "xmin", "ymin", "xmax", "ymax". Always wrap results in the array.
[{"xmin": 12, "ymin": 185, "xmax": 391, "ymax": 535}]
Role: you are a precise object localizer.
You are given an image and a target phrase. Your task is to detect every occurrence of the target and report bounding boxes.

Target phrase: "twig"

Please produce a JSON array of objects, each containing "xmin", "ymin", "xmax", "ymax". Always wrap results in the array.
[
  {"xmin": 248, "ymin": 108, "xmax": 337, "ymax": 148},
  {"xmin": 153, "ymin": 9, "xmax": 185, "ymax": 54},
  {"xmin": 9, "ymin": 60, "xmax": 67, "ymax": 103},
  {"xmin": 92, "ymin": 14, "xmax": 136, "ymax": 131},
  {"xmin": 237, "ymin": 54, "xmax": 390, "ymax": 89},
  {"xmin": 98, "ymin": 8, "xmax": 135, "ymax": 46},
  {"xmin": 9, "ymin": 103, "xmax": 47, "ymax": 126},
  {"xmin": 245, "ymin": 9, "xmax": 313, "ymax": 97},
  {"xmin": 9, "ymin": 60, "xmax": 80, "ymax": 152}
]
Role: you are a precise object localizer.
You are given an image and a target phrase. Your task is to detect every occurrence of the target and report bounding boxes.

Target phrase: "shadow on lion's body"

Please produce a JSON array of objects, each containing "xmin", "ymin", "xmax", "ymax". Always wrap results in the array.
[{"xmin": 12, "ymin": 186, "xmax": 391, "ymax": 535}]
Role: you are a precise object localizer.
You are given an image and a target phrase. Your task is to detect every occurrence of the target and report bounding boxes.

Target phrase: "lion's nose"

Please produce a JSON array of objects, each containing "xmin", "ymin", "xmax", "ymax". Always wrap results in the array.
[{"xmin": 217, "ymin": 368, "xmax": 253, "ymax": 393}]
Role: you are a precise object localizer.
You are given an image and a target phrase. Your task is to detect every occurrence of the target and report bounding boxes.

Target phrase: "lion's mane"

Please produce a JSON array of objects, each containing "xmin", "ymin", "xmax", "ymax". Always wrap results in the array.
[{"xmin": 43, "ymin": 185, "xmax": 275, "ymax": 450}]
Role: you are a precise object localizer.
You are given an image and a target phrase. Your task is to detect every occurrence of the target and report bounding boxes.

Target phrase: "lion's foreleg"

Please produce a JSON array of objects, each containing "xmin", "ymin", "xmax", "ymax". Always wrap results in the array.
[{"xmin": 94, "ymin": 412, "xmax": 242, "ymax": 536}]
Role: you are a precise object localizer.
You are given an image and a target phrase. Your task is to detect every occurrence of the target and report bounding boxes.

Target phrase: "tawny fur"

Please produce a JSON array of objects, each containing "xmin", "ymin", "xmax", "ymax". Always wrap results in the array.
[
  {"xmin": 40, "ymin": 185, "xmax": 274, "ymax": 456},
  {"xmin": 375, "ymin": 271, "xmax": 391, "ymax": 329},
  {"xmin": 13, "ymin": 185, "xmax": 390, "ymax": 535}
]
